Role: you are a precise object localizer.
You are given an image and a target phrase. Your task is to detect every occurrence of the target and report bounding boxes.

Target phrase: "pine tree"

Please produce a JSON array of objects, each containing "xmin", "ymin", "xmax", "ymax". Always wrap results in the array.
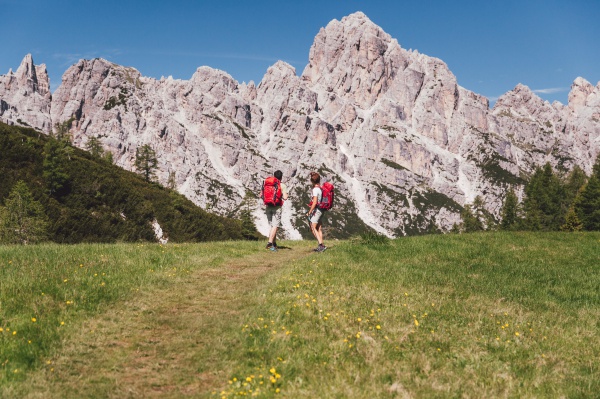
[
  {"xmin": 522, "ymin": 163, "xmax": 565, "ymax": 230},
  {"xmin": 561, "ymin": 204, "xmax": 583, "ymax": 231},
  {"xmin": 0, "ymin": 181, "xmax": 48, "ymax": 244},
  {"xmin": 104, "ymin": 151, "xmax": 114, "ymax": 164},
  {"xmin": 239, "ymin": 191, "xmax": 259, "ymax": 240},
  {"xmin": 167, "ymin": 171, "xmax": 176, "ymax": 190},
  {"xmin": 460, "ymin": 204, "xmax": 484, "ymax": 233},
  {"xmin": 564, "ymin": 165, "xmax": 587, "ymax": 206},
  {"xmin": 43, "ymin": 139, "xmax": 70, "ymax": 196},
  {"xmin": 575, "ymin": 155, "xmax": 600, "ymax": 230},
  {"xmin": 472, "ymin": 195, "xmax": 495, "ymax": 230},
  {"xmin": 134, "ymin": 144, "xmax": 158, "ymax": 182},
  {"xmin": 52, "ymin": 118, "xmax": 74, "ymax": 143},
  {"xmin": 500, "ymin": 189, "xmax": 520, "ymax": 230},
  {"xmin": 85, "ymin": 136, "xmax": 105, "ymax": 158}
]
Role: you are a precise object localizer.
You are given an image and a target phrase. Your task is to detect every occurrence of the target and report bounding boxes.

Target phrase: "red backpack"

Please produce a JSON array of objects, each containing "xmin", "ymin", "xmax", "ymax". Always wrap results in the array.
[
  {"xmin": 317, "ymin": 182, "xmax": 335, "ymax": 210},
  {"xmin": 262, "ymin": 176, "xmax": 283, "ymax": 206}
]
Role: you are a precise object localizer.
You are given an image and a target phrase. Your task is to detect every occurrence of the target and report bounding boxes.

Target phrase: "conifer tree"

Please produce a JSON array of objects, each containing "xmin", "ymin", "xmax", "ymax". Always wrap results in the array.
[
  {"xmin": 564, "ymin": 165, "xmax": 587, "ymax": 205},
  {"xmin": 0, "ymin": 181, "xmax": 48, "ymax": 244},
  {"xmin": 575, "ymin": 155, "xmax": 600, "ymax": 230},
  {"xmin": 134, "ymin": 144, "xmax": 158, "ymax": 182},
  {"xmin": 500, "ymin": 189, "xmax": 520, "ymax": 230},
  {"xmin": 52, "ymin": 118, "xmax": 74, "ymax": 143},
  {"xmin": 561, "ymin": 204, "xmax": 583, "ymax": 231},
  {"xmin": 472, "ymin": 195, "xmax": 495, "ymax": 230},
  {"xmin": 167, "ymin": 171, "xmax": 176, "ymax": 190},
  {"xmin": 238, "ymin": 191, "xmax": 259, "ymax": 240},
  {"xmin": 43, "ymin": 139, "xmax": 70, "ymax": 196},
  {"xmin": 460, "ymin": 204, "xmax": 484, "ymax": 233},
  {"xmin": 522, "ymin": 163, "xmax": 565, "ymax": 230},
  {"xmin": 85, "ymin": 136, "xmax": 105, "ymax": 158},
  {"xmin": 450, "ymin": 223, "xmax": 461, "ymax": 234},
  {"xmin": 104, "ymin": 151, "xmax": 114, "ymax": 164}
]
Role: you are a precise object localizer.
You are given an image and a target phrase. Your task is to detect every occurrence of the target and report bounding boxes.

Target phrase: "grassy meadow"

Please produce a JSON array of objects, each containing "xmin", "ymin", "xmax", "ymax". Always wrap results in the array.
[{"xmin": 0, "ymin": 232, "xmax": 598, "ymax": 398}]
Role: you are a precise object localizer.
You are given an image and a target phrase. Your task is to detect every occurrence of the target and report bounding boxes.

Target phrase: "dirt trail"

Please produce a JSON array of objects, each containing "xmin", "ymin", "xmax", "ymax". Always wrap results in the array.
[{"xmin": 25, "ymin": 245, "xmax": 313, "ymax": 399}]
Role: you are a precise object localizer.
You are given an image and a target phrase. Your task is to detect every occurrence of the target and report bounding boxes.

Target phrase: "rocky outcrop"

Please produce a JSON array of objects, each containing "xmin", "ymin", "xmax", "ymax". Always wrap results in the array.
[
  {"xmin": 2, "ymin": 12, "xmax": 599, "ymax": 238},
  {"xmin": 0, "ymin": 54, "xmax": 52, "ymax": 132}
]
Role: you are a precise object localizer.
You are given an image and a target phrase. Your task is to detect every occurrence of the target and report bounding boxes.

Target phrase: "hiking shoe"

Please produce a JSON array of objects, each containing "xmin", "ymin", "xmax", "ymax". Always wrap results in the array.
[
  {"xmin": 269, "ymin": 246, "xmax": 278, "ymax": 252},
  {"xmin": 317, "ymin": 244, "xmax": 327, "ymax": 252},
  {"xmin": 266, "ymin": 242, "xmax": 273, "ymax": 250}
]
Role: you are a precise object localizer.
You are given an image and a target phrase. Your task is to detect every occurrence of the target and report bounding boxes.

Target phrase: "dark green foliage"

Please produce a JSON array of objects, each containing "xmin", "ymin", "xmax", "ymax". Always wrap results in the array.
[
  {"xmin": 456, "ymin": 196, "xmax": 493, "ymax": 233},
  {"xmin": 103, "ymin": 88, "xmax": 128, "ymax": 110},
  {"xmin": 238, "ymin": 191, "xmax": 261, "ymax": 241},
  {"xmin": 42, "ymin": 139, "xmax": 71, "ymax": 196},
  {"xmin": 522, "ymin": 163, "xmax": 566, "ymax": 230},
  {"xmin": 480, "ymin": 156, "xmax": 525, "ymax": 186},
  {"xmin": 564, "ymin": 165, "xmax": 587, "ymax": 205},
  {"xmin": 561, "ymin": 204, "xmax": 583, "ymax": 232},
  {"xmin": 85, "ymin": 136, "xmax": 105, "ymax": 158},
  {"xmin": 51, "ymin": 118, "xmax": 74, "ymax": 143},
  {"xmin": 460, "ymin": 204, "xmax": 484, "ymax": 233},
  {"xmin": 167, "ymin": 171, "xmax": 176, "ymax": 190},
  {"xmin": 575, "ymin": 156, "xmax": 600, "ymax": 230},
  {"xmin": 380, "ymin": 158, "xmax": 407, "ymax": 171},
  {"xmin": 0, "ymin": 180, "xmax": 49, "ymax": 244},
  {"xmin": 473, "ymin": 195, "xmax": 496, "ymax": 229},
  {"xmin": 134, "ymin": 144, "xmax": 158, "ymax": 182},
  {"xmin": 0, "ymin": 122, "xmax": 251, "ymax": 243},
  {"xmin": 500, "ymin": 189, "xmax": 520, "ymax": 230}
]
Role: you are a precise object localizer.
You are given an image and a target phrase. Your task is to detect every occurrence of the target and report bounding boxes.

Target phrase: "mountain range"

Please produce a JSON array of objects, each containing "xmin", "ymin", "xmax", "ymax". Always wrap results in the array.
[{"xmin": 1, "ymin": 12, "xmax": 599, "ymax": 238}]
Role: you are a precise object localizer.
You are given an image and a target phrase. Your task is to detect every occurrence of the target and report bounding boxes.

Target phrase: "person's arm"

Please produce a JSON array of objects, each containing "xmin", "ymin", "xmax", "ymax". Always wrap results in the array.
[
  {"xmin": 282, "ymin": 185, "xmax": 289, "ymax": 201},
  {"xmin": 307, "ymin": 193, "xmax": 317, "ymax": 216}
]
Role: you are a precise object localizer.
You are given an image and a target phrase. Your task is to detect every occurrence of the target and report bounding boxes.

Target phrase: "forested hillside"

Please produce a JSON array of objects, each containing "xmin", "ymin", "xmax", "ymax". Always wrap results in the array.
[{"xmin": 0, "ymin": 122, "xmax": 258, "ymax": 243}]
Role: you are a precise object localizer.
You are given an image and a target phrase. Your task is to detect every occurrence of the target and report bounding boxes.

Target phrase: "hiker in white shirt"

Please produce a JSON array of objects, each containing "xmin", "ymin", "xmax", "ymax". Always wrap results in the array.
[{"xmin": 306, "ymin": 171, "xmax": 327, "ymax": 252}]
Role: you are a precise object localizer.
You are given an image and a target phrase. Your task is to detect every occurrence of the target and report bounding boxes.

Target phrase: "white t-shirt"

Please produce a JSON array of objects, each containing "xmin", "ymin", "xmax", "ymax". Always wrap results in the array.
[{"xmin": 312, "ymin": 186, "xmax": 322, "ymax": 204}]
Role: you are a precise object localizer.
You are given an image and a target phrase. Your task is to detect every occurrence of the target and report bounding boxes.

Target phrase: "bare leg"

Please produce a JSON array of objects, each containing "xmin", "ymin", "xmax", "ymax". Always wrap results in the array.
[
  {"xmin": 269, "ymin": 226, "xmax": 278, "ymax": 244},
  {"xmin": 311, "ymin": 222, "xmax": 323, "ymax": 245}
]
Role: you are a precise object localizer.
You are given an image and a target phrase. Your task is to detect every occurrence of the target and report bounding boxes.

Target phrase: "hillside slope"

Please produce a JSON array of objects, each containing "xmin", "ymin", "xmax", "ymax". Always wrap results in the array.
[{"xmin": 0, "ymin": 122, "xmax": 254, "ymax": 243}]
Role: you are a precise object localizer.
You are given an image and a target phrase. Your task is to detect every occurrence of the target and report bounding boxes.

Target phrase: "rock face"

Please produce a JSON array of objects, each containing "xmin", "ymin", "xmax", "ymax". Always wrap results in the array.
[
  {"xmin": 3, "ymin": 12, "xmax": 600, "ymax": 237},
  {"xmin": 0, "ymin": 54, "xmax": 52, "ymax": 132}
]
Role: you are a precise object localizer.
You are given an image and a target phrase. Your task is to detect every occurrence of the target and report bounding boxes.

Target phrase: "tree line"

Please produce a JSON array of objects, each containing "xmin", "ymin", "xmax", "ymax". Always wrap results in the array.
[{"xmin": 455, "ymin": 155, "xmax": 600, "ymax": 233}]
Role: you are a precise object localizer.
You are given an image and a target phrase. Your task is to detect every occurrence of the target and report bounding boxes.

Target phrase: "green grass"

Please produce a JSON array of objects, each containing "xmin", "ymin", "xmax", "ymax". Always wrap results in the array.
[
  {"xmin": 215, "ymin": 232, "xmax": 600, "ymax": 398},
  {"xmin": 1, "ymin": 233, "xmax": 599, "ymax": 398},
  {"xmin": 0, "ymin": 242, "xmax": 258, "ymax": 386}
]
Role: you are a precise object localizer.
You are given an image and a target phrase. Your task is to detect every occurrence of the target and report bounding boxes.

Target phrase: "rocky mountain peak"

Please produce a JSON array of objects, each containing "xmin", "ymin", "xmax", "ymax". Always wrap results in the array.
[
  {"xmin": 302, "ymin": 12, "xmax": 401, "ymax": 109},
  {"xmin": 0, "ymin": 54, "xmax": 52, "ymax": 131},
  {"xmin": 11, "ymin": 54, "xmax": 50, "ymax": 96},
  {"xmin": 15, "ymin": 54, "xmax": 36, "ymax": 81},
  {"xmin": 568, "ymin": 77, "xmax": 595, "ymax": 109}
]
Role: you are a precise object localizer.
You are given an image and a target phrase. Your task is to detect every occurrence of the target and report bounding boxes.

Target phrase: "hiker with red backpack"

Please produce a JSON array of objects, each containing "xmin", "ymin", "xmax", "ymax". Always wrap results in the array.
[
  {"xmin": 306, "ymin": 172, "xmax": 334, "ymax": 252},
  {"xmin": 262, "ymin": 170, "xmax": 288, "ymax": 251}
]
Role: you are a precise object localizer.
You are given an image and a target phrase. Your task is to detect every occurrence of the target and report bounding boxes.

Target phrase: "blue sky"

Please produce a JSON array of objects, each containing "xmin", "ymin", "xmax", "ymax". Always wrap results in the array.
[{"xmin": 1, "ymin": 0, "xmax": 598, "ymax": 106}]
